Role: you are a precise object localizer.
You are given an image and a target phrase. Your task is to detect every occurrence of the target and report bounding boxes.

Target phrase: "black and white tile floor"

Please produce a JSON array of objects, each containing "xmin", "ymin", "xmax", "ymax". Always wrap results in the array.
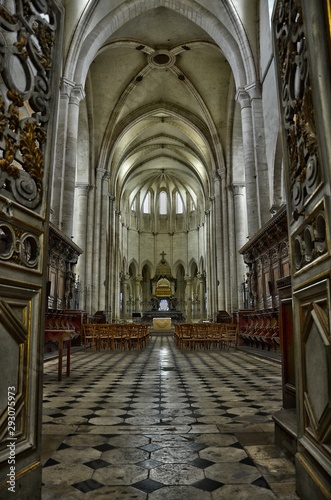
[{"xmin": 42, "ymin": 335, "xmax": 299, "ymax": 499}]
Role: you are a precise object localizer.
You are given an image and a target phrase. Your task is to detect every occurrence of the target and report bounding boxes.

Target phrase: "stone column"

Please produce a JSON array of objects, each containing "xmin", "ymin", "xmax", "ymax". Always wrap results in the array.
[
  {"xmin": 247, "ymin": 83, "xmax": 270, "ymax": 227},
  {"xmin": 92, "ymin": 168, "xmax": 106, "ymax": 312},
  {"xmin": 84, "ymin": 185, "xmax": 95, "ymax": 315},
  {"xmin": 218, "ymin": 167, "xmax": 230, "ymax": 311},
  {"xmin": 98, "ymin": 171, "xmax": 110, "ymax": 312},
  {"xmin": 62, "ymin": 85, "xmax": 85, "ymax": 238},
  {"xmin": 236, "ymin": 89, "xmax": 259, "ymax": 237},
  {"xmin": 184, "ymin": 276, "xmax": 192, "ymax": 322},
  {"xmin": 121, "ymin": 273, "xmax": 130, "ymax": 320},
  {"xmin": 197, "ymin": 272, "xmax": 206, "ymax": 319},
  {"xmin": 204, "ymin": 208, "xmax": 214, "ymax": 319},
  {"xmin": 232, "ymin": 184, "xmax": 248, "ymax": 308},
  {"xmin": 74, "ymin": 183, "xmax": 90, "ymax": 307},
  {"xmin": 214, "ymin": 171, "xmax": 225, "ymax": 310},
  {"xmin": 113, "ymin": 209, "xmax": 122, "ymax": 320},
  {"xmin": 107, "ymin": 195, "xmax": 115, "ymax": 321},
  {"xmin": 135, "ymin": 276, "xmax": 142, "ymax": 312},
  {"xmin": 51, "ymin": 78, "xmax": 75, "ymax": 227}
]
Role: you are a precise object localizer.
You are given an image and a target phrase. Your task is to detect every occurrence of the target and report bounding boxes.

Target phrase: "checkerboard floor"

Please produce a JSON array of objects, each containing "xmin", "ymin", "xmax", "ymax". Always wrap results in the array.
[{"xmin": 42, "ymin": 335, "xmax": 299, "ymax": 499}]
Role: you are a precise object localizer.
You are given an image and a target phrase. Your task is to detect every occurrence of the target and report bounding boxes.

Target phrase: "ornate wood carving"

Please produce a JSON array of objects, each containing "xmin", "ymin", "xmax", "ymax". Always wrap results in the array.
[
  {"xmin": 0, "ymin": 1, "xmax": 57, "ymax": 209},
  {"xmin": 239, "ymin": 206, "xmax": 289, "ymax": 309}
]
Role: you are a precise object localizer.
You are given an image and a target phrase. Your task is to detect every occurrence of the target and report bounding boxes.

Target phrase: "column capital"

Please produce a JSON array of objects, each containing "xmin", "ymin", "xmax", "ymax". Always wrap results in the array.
[
  {"xmin": 232, "ymin": 184, "xmax": 246, "ymax": 196},
  {"xmin": 69, "ymin": 84, "xmax": 85, "ymax": 105},
  {"xmin": 217, "ymin": 167, "xmax": 226, "ymax": 180},
  {"xmin": 103, "ymin": 170, "xmax": 110, "ymax": 181},
  {"xmin": 245, "ymin": 81, "xmax": 262, "ymax": 100},
  {"xmin": 235, "ymin": 88, "xmax": 251, "ymax": 109},
  {"xmin": 96, "ymin": 167, "xmax": 107, "ymax": 179},
  {"xmin": 75, "ymin": 182, "xmax": 91, "ymax": 194},
  {"xmin": 60, "ymin": 77, "xmax": 75, "ymax": 97}
]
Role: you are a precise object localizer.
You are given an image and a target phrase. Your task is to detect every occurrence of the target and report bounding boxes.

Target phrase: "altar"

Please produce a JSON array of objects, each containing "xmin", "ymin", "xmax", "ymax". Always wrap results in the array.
[
  {"xmin": 153, "ymin": 317, "xmax": 172, "ymax": 331},
  {"xmin": 141, "ymin": 251, "xmax": 185, "ymax": 325}
]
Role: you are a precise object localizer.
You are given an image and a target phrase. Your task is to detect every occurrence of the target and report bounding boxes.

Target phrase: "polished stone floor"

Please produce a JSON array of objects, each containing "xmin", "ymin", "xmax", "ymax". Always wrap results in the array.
[{"xmin": 41, "ymin": 335, "xmax": 300, "ymax": 499}]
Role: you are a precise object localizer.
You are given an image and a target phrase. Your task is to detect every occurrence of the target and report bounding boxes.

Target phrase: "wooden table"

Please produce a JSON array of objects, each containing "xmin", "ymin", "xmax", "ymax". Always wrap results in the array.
[{"xmin": 44, "ymin": 330, "xmax": 72, "ymax": 381}]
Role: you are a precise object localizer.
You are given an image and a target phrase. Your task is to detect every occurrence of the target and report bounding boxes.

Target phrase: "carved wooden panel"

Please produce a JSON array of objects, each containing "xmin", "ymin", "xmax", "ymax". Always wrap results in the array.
[
  {"xmin": 0, "ymin": 0, "xmax": 63, "ymax": 495},
  {"xmin": 273, "ymin": 0, "xmax": 331, "ymax": 496}
]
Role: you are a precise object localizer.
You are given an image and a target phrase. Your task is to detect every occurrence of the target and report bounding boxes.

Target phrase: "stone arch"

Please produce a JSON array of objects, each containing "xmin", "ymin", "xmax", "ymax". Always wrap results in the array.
[
  {"xmin": 188, "ymin": 259, "xmax": 198, "ymax": 278},
  {"xmin": 104, "ymin": 102, "xmax": 221, "ymax": 192},
  {"xmin": 65, "ymin": 0, "xmax": 255, "ymax": 92},
  {"xmin": 173, "ymin": 259, "xmax": 186, "ymax": 277},
  {"xmin": 129, "ymin": 259, "xmax": 139, "ymax": 278}
]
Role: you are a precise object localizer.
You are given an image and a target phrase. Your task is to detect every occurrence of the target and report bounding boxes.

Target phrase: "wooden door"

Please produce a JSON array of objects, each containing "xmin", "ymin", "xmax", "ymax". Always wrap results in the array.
[
  {"xmin": 0, "ymin": 2, "xmax": 63, "ymax": 498},
  {"xmin": 273, "ymin": 1, "xmax": 331, "ymax": 498}
]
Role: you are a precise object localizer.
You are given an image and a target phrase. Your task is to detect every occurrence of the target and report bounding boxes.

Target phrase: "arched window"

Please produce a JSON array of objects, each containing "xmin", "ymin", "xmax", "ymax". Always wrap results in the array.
[
  {"xmin": 176, "ymin": 192, "xmax": 184, "ymax": 214},
  {"xmin": 143, "ymin": 192, "xmax": 151, "ymax": 213},
  {"xmin": 159, "ymin": 191, "xmax": 167, "ymax": 214}
]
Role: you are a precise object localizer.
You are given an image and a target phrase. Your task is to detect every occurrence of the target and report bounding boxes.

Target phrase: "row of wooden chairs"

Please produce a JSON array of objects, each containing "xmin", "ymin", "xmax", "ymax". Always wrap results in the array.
[
  {"xmin": 174, "ymin": 322, "xmax": 239, "ymax": 350},
  {"xmin": 82, "ymin": 323, "xmax": 150, "ymax": 352}
]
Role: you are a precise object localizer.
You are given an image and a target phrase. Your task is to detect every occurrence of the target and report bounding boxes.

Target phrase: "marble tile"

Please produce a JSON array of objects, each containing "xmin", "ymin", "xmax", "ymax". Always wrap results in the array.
[
  {"xmin": 150, "ymin": 463, "xmax": 205, "ymax": 484},
  {"xmin": 206, "ymin": 462, "xmax": 263, "ymax": 484},
  {"xmin": 152, "ymin": 446, "xmax": 198, "ymax": 463},
  {"xmin": 211, "ymin": 483, "xmax": 277, "ymax": 499},
  {"xmin": 92, "ymin": 464, "xmax": 148, "ymax": 485},
  {"xmin": 42, "ymin": 335, "xmax": 298, "ymax": 498},
  {"xmin": 200, "ymin": 445, "xmax": 248, "ymax": 462},
  {"xmin": 101, "ymin": 447, "xmax": 149, "ymax": 464},
  {"xmin": 149, "ymin": 485, "xmax": 212, "ymax": 499},
  {"xmin": 42, "ymin": 463, "xmax": 93, "ymax": 485}
]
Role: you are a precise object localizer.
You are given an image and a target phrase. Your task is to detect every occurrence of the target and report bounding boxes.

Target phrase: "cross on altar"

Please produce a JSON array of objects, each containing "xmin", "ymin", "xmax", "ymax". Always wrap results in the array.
[{"xmin": 160, "ymin": 251, "xmax": 166, "ymax": 262}]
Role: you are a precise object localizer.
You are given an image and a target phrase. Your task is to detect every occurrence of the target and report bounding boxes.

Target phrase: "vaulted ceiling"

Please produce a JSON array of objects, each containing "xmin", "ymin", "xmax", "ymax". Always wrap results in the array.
[{"xmin": 82, "ymin": 5, "xmax": 233, "ymax": 213}]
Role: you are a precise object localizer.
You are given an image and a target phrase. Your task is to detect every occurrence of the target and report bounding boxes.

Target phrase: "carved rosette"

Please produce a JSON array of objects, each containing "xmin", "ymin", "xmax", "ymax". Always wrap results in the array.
[{"xmin": 0, "ymin": 1, "xmax": 57, "ymax": 209}]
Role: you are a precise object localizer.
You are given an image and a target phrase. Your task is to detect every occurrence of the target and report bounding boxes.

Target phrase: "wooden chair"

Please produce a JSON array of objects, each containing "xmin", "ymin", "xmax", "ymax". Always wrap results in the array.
[
  {"xmin": 208, "ymin": 323, "xmax": 225, "ymax": 350},
  {"xmin": 115, "ymin": 324, "xmax": 130, "ymax": 351},
  {"xmin": 177, "ymin": 323, "xmax": 194, "ymax": 349},
  {"xmin": 97, "ymin": 323, "xmax": 112, "ymax": 350},
  {"xmin": 190, "ymin": 323, "xmax": 210, "ymax": 350},
  {"xmin": 82, "ymin": 323, "xmax": 97, "ymax": 350},
  {"xmin": 222, "ymin": 323, "xmax": 238, "ymax": 350},
  {"xmin": 126, "ymin": 324, "xmax": 141, "ymax": 351},
  {"xmin": 140, "ymin": 324, "xmax": 150, "ymax": 348}
]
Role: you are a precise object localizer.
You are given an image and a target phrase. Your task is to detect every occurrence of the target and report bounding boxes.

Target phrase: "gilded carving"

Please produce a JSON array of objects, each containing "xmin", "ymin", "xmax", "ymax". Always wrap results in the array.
[
  {"xmin": 0, "ymin": 1, "xmax": 57, "ymax": 209},
  {"xmin": 20, "ymin": 121, "xmax": 46, "ymax": 191}
]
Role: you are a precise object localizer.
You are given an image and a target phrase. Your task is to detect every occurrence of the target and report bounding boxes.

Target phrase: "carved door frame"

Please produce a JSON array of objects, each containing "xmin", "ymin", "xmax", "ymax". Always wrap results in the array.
[
  {"xmin": 0, "ymin": 2, "xmax": 63, "ymax": 498},
  {"xmin": 273, "ymin": 1, "xmax": 331, "ymax": 498}
]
